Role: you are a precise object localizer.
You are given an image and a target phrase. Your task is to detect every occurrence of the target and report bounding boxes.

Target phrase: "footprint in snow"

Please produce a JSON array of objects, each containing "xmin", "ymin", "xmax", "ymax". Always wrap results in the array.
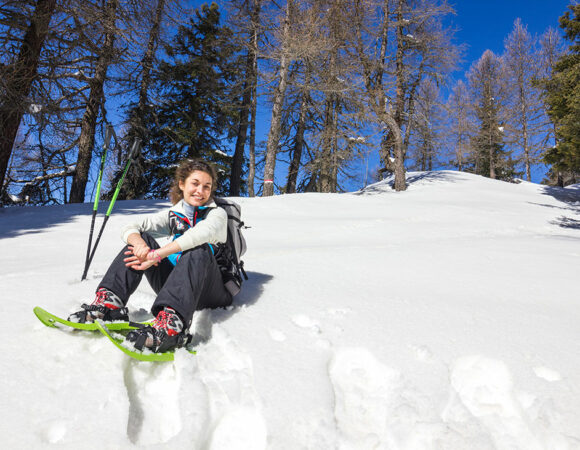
[
  {"xmin": 533, "ymin": 366, "xmax": 562, "ymax": 382},
  {"xmin": 40, "ymin": 420, "xmax": 67, "ymax": 444},
  {"xmin": 269, "ymin": 328, "xmax": 287, "ymax": 342},
  {"xmin": 444, "ymin": 355, "xmax": 544, "ymax": 450},
  {"xmin": 123, "ymin": 359, "xmax": 182, "ymax": 445},
  {"xmin": 197, "ymin": 324, "xmax": 267, "ymax": 450},
  {"xmin": 408, "ymin": 343, "xmax": 434, "ymax": 362},
  {"xmin": 291, "ymin": 314, "xmax": 321, "ymax": 334},
  {"xmin": 326, "ymin": 307, "xmax": 352, "ymax": 317},
  {"xmin": 328, "ymin": 347, "xmax": 400, "ymax": 448}
]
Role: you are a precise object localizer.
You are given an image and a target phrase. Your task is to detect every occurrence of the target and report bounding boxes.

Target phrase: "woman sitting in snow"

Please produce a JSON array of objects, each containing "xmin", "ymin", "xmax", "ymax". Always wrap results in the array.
[{"xmin": 69, "ymin": 158, "xmax": 232, "ymax": 353}]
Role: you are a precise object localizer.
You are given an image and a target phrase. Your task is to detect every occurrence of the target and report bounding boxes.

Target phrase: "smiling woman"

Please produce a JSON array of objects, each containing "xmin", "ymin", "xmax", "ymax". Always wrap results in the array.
[
  {"xmin": 66, "ymin": 158, "xmax": 234, "ymax": 354},
  {"xmin": 170, "ymin": 159, "xmax": 218, "ymax": 206},
  {"xmin": 179, "ymin": 171, "xmax": 213, "ymax": 206}
]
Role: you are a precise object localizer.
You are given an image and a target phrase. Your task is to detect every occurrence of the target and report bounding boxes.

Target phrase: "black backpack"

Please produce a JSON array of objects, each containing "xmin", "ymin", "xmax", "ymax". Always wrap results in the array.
[{"xmin": 214, "ymin": 197, "xmax": 248, "ymax": 296}]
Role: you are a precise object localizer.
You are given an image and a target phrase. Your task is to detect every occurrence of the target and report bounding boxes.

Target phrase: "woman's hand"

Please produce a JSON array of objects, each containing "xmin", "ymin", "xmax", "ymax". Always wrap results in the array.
[
  {"xmin": 126, "ymin": 234, "xmax": 150, "ymax": 261},
  {"xmin": 131, "ymin": 242, "xmax": 150, "ymax": 261},
  {"xmin": 146, "ymin": 249, "xmax": 162, "ymax": 264},
  {"xmin": 124, "ymin": 250, "xmax": 158, "ymax": 271}
]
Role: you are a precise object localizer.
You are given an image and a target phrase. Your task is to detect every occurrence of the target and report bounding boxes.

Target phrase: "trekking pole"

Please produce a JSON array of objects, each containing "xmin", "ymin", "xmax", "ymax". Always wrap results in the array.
[
  {"xmin": 83, "ymin": 138, "xmax": 142, "ymax": 278},
  {"xmin": 81, "ymin": 125, "xmax": 114, "ymax": 280}
]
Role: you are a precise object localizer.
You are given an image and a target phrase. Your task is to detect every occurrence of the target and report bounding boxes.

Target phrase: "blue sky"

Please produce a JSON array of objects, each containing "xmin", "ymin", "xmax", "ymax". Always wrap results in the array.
[{"xmin": 450, "ymin": 0, "xmax": 572, "ymax": 77}]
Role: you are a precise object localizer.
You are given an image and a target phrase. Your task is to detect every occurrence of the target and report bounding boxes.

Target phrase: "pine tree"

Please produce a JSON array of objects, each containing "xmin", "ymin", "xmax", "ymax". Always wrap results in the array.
[
  {"xmin": 138, "ymin": 3, "xmax": 239, "ymax": 198},
  {"xmin": 543, "ymin": 4, "xmax": 580, "ymax": 183}
]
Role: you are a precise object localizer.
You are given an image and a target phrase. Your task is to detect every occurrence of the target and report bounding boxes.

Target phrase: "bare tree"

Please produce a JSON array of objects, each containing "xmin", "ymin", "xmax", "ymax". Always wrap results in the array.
[
  {"xmin": 261, "ymin": 0, "xmax": 294, "ymax": 196},
  {"xmin": 502, "ymin": 19, "xmax": 545, "ymax": 181},
  {"xmin": 446, "ymin": 79, "xmax": 474, "ymax": 171},
  {"xmin": 227, "ymin": 0, "xmax": 262, "ymax": 196},
  {"xmin": 350, "ymin": 0, "xmax": 458, "ymax": 191},
  {"xmin": 409, "ymin": 78, "xmax": 445, "ymax": 171},
  {"xmin": 69, "ymin": 0, "xmax": 119, "ymax": 203},
  {"xmin": 0, "ymin": 0, "xmax": 56, "ymax": 197},
  {"xmin": 285, "ymin": 61, "xmax": 311, "ymax": 194}
]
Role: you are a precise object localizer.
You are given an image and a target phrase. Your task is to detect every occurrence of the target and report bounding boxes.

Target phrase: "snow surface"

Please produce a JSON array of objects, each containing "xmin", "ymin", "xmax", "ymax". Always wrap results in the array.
[{"xmin": 1, "ymin": 170, "xmax": 580, "ymax": 449}]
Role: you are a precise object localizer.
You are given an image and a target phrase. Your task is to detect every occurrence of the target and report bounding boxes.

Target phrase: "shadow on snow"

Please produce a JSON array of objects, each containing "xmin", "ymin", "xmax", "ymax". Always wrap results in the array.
[
  {"xmin": 0, "ymin": 200, "xmax": 169, "ymax": 240},
  {"xmin": 354, "ymin": 171, "xmax": 459, "ymax": 196},
  {"xmin": 191, "ymin": 271, "xmax": 273, "ymax": 346},
  {"xmin": 538, "ymin": 185, "xmax": 580, "ymax": 231}
]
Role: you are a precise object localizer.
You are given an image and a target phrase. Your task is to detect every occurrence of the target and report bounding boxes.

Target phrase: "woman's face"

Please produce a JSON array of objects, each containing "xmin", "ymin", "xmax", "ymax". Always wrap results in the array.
[{"xmin": 179, "ymin": 170, "xmax": 213, "ymax": 207}]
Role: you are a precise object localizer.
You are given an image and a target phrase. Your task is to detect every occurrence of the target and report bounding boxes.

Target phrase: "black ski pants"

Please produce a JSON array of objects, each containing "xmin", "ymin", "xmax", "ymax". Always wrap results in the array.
[{"xmin": 98, "ymin": 232, "xmax": 232, "ymax": 329}]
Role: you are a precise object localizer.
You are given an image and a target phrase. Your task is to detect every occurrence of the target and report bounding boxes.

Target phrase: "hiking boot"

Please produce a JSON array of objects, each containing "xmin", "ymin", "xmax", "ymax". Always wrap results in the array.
[
  {"xmin": 125, "ymin": 307, "xmax": 186, "ymax": 353},
  {"xmin": 68, "ymin": 288, "xmax": 129, "ymax": 323}
]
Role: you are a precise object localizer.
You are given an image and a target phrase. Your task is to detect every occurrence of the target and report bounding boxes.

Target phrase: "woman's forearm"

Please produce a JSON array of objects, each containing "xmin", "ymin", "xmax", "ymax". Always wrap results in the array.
[{"xmin": 156, "ymin": 241, "xmax": 182, "ymax": 259}]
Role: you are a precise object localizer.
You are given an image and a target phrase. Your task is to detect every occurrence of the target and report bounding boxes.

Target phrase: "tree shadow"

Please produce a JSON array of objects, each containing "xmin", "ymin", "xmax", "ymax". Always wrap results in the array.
[
  {"xmin": 354, "ymin": 171, "xmax": 458, "ymax": 196},
  {"xmin": 189, "ymin": 271, "xmax": 273, "ymax": 346},
  {"xmin": 0, "ymin": 200, "xmax": 169, "ymax": 240},
  {"xmin": 540, "ymin": 184, "xmax": 580, "ymax": 205},
  {"xmin": 537, "ymin": 185, "xmax": 580, "ymax": 231},
  {"xmin": 550, "ymin": 216, "xmax": 580, "ymax": 230}
]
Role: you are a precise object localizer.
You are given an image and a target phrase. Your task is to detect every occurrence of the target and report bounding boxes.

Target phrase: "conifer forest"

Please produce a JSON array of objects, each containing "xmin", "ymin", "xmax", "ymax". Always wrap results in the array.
[{"xmin": 1, "ymin": 1, "xmax": 579, "ymax": 205}]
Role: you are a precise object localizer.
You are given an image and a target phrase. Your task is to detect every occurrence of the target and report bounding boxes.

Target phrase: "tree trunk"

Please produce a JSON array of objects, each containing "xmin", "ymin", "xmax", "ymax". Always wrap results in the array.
[
  {"xmin": 286, "ymin": 86, "xmax": 308, "ymax": 194},
  {"xmin": 230, "ymin": 52, "xmax": 254, "ymax": 196},
  {"xmin": 230, "ymin": 0, "xmax": 261, "ymax": 196},
  {"xmin": 262, "ymin": 0, "xmax": 292, "ymax": 197},
  {"xmin": 139, "ymin": 0, "xmax": 164, "ymax": 118},
  {"xmin": 392, "ymin": 0, "xmax": 407, "ymax": 191},
  {"xmin": 488, "ymin": 127, "xmax": 496, "ymax": 179},
  {"xmin": 383, "ymin": 111, "xmax": 406, "ymax": 190},
  {"xmin": 320, "ymin": 97, "xmax": 335, "ymax": 193},
  {"xmin": 69, "ymin": 0, "xmax": 118, "ymax": 203},
  {"xmin": 0, "ymin": 0, "xmax": 56, "ymax": 193},
  {"xmin": 521, "ymin": 89, "xmax": 531, "ymax": 181},
  {"xmin": 248, "ymin": 75, "xmax": 257, "ymax": 197},
  {"xmin": 247, "ymin": 25, "xmax": 259, "ymax": 198},
  {"xmin": 377, "ymin": 0, "xmax": 407, "ymax": 190}
]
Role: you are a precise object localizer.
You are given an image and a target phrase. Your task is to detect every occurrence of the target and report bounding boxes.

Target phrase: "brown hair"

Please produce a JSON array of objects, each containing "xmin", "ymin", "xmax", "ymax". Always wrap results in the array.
[{"xmin": 169, "ymin": 159, "xmax": 218, "ymax": 205}]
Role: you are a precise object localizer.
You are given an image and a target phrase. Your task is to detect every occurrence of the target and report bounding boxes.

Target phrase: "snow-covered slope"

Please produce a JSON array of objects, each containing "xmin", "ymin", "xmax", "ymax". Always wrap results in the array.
[{"xmin": 1, "ymin": 170, "xmax": 579, "ymax": 449}]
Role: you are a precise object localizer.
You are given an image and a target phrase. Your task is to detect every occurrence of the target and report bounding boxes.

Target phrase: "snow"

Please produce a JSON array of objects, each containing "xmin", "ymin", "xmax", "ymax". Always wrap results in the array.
[
  {"xmin": 1, "ymin": 170, "xmax": 580, "ymax": 449},
  {"xmin": 29, "ymin": 104, "xmax": 43, "ymax": 114}
]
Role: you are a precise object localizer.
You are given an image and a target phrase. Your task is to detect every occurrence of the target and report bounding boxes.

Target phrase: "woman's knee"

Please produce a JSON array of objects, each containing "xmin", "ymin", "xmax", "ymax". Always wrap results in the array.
[
  {"xmin": 179, "ymin": 244, "xmax": 213, "ymax": 265},
  {"xmin": 140, "ymin": 232, "xmax": 159, "ymax": 248}
]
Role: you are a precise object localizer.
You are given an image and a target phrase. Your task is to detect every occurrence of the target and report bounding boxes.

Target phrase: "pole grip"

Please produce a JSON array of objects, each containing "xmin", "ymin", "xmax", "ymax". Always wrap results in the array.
[
  {"xmin": 128, "ymin": 138, "xmax": 141, "ymax": 160},
  {"xmin": 104, "ymin": 124, "xmax": 113, "ymax": 148}
]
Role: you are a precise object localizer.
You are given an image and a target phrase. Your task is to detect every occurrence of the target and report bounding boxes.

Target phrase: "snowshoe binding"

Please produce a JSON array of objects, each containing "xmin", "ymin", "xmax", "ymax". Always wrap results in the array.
[
  {"xmin": 68, "ymin": 288, "xmax": 129, "ymax": 323},
  {"xmin": 125, "ymin": 307, "xmax": 188, "ymax": 353}
]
